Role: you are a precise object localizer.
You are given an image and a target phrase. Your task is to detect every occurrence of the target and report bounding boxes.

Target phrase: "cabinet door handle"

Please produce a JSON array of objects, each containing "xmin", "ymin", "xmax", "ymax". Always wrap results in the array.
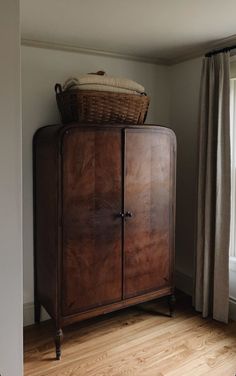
[
  {"xmin": 118, "ymin": 212, "xmax": 125, "ymax": 218},
  {"xmin": 125, "ymin": 211, "xmax": 133, "ymax": 218}
]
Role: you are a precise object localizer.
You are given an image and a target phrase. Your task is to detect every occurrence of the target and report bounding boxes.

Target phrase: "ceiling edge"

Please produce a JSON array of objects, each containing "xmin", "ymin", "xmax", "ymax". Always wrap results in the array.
[
  {"xmin": 171, "ymin": 34, "xmax": 236, "ymax": 65},
  {"xmin": 21, "ymin": 38, "xmax": 170, "ymax": 66},
  {"xmin": 21, "ymin": 34, "xmax": 236, "ymax": 67}
]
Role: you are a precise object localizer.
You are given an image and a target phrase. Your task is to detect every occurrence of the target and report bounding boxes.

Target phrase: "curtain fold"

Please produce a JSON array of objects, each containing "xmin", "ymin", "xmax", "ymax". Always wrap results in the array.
[{"xmin": 194, "ymin": 52, "xmax": 231, "ymax": 323}]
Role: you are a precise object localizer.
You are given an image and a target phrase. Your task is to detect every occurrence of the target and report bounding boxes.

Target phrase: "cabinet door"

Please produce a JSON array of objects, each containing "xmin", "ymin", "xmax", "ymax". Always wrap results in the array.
[
  {"xmin": 124, "ymin": 128, "xmax": 175, "ymax": 299},
  {"xmin": 62, "ymin": 127, "xmax": 122, "ymax": 315}
]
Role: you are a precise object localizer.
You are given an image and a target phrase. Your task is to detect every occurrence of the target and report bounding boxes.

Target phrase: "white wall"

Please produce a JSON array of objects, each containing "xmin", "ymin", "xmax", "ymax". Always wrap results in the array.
[
  {"xmin": 22, "ymin": 45, "xmax": 171, "ymax": 323},
  {"xmin": 169, "ymin": 58, "xmax": 202, "ymax": 293},
  {"xmin": 0, "ymin": 1, "xmax": 23, "ymax": 375},
  {"xmin": 22, "ymin": 44, "xmax": 234, "ymax": 322}
]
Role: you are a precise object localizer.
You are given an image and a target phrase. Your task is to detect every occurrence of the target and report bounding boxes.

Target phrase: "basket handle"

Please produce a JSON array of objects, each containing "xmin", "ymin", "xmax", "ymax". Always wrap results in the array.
[
  {"xmin": 55, "ymin": 83, "xmax": 63, "ymax": 94},
  {"xmin": 143, "ymin": 108, "xmax": 148, "ymax": 123},
  {"xmin": 140, "ymin": 93, "xmax": 149, "ymax": 124}
]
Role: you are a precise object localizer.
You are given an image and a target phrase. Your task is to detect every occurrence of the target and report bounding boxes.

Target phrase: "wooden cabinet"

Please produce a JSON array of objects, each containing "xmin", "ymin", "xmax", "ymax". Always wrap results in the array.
[
  {"xmin": 34, "ymin": 123, "xmax": 176, "ymax": 360},
  {"xmin": 62, "ymin": 128, "xmax": 122, "ymax": 315}
]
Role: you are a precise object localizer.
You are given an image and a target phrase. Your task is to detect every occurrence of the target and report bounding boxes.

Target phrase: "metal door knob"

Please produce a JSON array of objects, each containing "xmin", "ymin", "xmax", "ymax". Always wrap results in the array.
[{"xmin": 125, "ymin": 211, "xmax": 133, "ymax": 218}]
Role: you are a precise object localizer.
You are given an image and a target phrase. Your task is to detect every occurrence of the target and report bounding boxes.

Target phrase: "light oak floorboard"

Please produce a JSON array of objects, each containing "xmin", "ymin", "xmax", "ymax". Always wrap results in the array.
[{"xmin": 24, "ymin": 296, "xmax": 236, "ymax": 376}]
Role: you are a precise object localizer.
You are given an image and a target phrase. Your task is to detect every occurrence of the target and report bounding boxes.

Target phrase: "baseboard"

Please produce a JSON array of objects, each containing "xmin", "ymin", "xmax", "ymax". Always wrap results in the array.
[
  {"xmin": 23, "ymin": 302, "xmax": 50, "ymax": 327},
  {"xmin": 229, "ymin": 257, "xmax": 236, "ymax": 321},
  {"xmin": 174, "ymin": 269, "xmax": 193, "ymax": 296},
  {"xmin": 229, "ymin": 297, "xmax": 236, "ymax": 321}
]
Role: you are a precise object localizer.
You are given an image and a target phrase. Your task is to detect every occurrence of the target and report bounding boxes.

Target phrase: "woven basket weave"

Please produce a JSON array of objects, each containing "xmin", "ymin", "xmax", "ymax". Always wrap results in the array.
[{"xmin": 55, "ymin": 84, "xmax": 150, "ymax": 125}]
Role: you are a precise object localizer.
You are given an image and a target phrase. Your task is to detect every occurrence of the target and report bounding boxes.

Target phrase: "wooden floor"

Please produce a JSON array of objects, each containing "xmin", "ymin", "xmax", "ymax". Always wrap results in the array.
[{"xmin": 24, "ymin": 295, "xmax": 236, "ymax": 376}]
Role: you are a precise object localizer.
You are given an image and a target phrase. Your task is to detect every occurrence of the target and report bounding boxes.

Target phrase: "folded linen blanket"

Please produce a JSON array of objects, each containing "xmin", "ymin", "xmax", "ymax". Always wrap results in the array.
[
  {"xmin": 63, "ymin": 74, "xmax": 145, "ymax": 94},
  {"xmin": 69, "ymin": 83, "xmax": 140, "ymax": 94}
]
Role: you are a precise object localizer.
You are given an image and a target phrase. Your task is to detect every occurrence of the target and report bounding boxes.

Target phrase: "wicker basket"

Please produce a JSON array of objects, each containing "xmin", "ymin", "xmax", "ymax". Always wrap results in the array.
[{"xmin": 55, "ymin": 84, "xmax": 150, "ymax": 125}]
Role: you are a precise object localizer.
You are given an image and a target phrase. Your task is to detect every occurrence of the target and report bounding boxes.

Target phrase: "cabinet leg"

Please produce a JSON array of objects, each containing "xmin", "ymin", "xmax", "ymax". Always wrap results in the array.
[
  {"xmin": 34, "ymin": 301, "xmax": 41, "ymax": 324},
  {"xmin": 55, "ymin": 329, "xmax": 63, "ymax": 360},
  {"xmin": 168, "ymin": 294, "xmax": 176, "ymax": 317}
]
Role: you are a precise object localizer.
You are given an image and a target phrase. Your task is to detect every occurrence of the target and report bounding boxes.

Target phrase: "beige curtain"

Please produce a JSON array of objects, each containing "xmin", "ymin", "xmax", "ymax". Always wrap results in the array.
[{"xmin": 194, "ymin": 52, "xmax": 231, "ymax": 323}]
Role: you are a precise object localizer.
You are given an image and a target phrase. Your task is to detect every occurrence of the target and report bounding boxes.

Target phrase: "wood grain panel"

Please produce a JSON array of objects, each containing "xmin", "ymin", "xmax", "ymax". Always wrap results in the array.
[
  {"xmin": 62, "ymin": 128, "xmax": 122, "ymax": 315},
  {"xmin": 34, "ymin": 123, "xmax": 176, "ymax": 359},
  {"xmin": 124, "ymin": 129, "xmax": 175, "ymax": 298}
]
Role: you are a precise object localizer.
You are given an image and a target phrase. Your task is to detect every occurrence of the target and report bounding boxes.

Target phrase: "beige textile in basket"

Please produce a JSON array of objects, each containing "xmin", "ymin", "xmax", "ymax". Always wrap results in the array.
[{"xmin": 55, "ymin": 84, "xmax": 150, "ymax": 125}]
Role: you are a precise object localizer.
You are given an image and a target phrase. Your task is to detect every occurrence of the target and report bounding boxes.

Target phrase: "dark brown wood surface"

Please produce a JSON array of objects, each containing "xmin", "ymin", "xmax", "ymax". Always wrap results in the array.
[
  {"xmin": 33, "ymin": 123, "xmax": 176, "ymax": 359},
  {"xmin": 34, "ymin": 126, "xmax": 59, "ymax": 320},
  {"xmin": 61, "ymin": 128, "xmax": 122, "ymax": 315},
  {"xmin": 124, "ymin": 129, "xmax": 175, "ymax": 298}
]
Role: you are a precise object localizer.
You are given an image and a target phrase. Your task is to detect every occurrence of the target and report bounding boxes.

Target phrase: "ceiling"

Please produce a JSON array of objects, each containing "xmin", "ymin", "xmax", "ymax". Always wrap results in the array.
[{"xmin": 21, "ymin": 0, "xmax": 236, "ymax": 65}]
